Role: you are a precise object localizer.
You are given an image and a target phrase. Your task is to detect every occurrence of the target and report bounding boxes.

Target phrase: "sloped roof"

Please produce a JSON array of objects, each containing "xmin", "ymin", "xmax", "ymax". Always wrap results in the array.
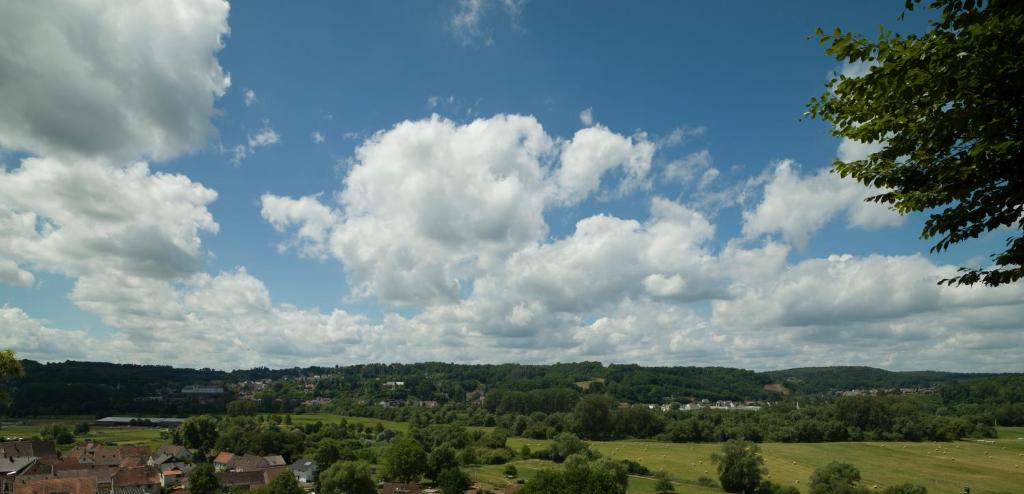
[
  {"xmin": 14, "ymin": 476, "xmax": 97, "ymax": 494},
  {"xmin": 263, "ymin": 455, "xmax": 286, "ymax": 467},
  {"xmin": 214, "ymin": 471, "xmax": 265, "ymax": 488},
  {"xmin": 112, "ymin": 466, "xmax": 160, "ymax": 487},
  {"xmin": 231, "ymin": 454, "xmax": 268, "ymax": 472},
  {"xmin": 212, "ymin": 451, "xmax": 235, "ymax": 465},
  {"xmin": 0, "ymin": 440, "xmax": 57, "ymax": 459}
]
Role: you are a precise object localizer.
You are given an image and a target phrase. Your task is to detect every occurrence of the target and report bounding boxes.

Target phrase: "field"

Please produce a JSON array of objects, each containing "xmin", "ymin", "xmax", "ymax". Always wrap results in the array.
[
  {"xmin": 1, "ymin": 417, "xmax": 168, "ymax": 450},
  {"xmin": 498, "ymin": 433, "xmax": 1024, "ymax": 493},
  {"xmin": 5, "ymin": 415, "xmax": 1022, "ymax": 492}
]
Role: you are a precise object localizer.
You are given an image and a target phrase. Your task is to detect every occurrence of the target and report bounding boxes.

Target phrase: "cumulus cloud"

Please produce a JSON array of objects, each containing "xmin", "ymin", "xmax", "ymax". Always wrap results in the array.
[
  {"xmin": 741, "ymin": 160, "xmax": 902, "ymax": 249},
  {"xmin": 579, "ymin": 108, "xmax": 594, "ymax": 126},
  {"xmin": 312, "ymin": 131, "xmax": 325, "ymax": 144},
  {"xmin": 0, "ymin": 157, "xmax": 218, "ymax": 281},
  {"xmin": 0, "ymin": 259, "xmax": 34, "ymax": 286},
  {"xmin": 263, "ymin": 114, "xmax": 656, "ymax": 306},
  {"xmin": 0, "ymin": 0, "xmax": 231, "ymax": 163},
  {"xmin": 0, "ymin": 307, "xmax": 100, "ymax": 361},
  {"xmin": 554, "ymin": 125, "xmax": 655, "ymax": 204},
  {"xmin": 231, "ymin": 125, "xmax": 281, "ymax": 165}
]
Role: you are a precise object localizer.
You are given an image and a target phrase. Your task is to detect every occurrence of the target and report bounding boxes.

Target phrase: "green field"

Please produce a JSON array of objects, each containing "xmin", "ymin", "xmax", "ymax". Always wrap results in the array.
[
  {"xmin": 1, "ymin": 417, "xmax": 168, "ymax": 449},
  {"xmin": 6, "ymin": 415, "xmax": 1023, "ymax": 492},
  {"xmin": 503, "ymin": 434, "xmax": 1024, "ymax": 494}
]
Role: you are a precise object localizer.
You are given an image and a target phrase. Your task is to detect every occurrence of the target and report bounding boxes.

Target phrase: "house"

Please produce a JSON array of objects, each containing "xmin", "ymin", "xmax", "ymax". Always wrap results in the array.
[
  {"xmin": 1, "ymin": 456, "xmax": 38, "ymax": 494},
  {"xmin": 214, "ymin": 471, "xmax": 265, "ymax": 491},
  {"xmin": 263, "ymin": 455, "xmax": 286, "ymax": 468},
  {"xmin": 288, "ymin": 459, "xmax": 317, "ymax": 483},
  {"xmin": 231, "ymin": 455, "xmax": 269, "ymax": 473},
  {"xmin": 261, "ymin": 467, "xmax": 289, "ymax": 485},
  {"xmin": 116, "ymin": 446, "xmax": 152, "ymax": 460},
  {"xmin": 379, "ymin": 482, "xmax": 421, "ymax": 494},
  {"xmin": 213, "ymin": 452, "xmax": 236, "ymax": 472},
  {"xmin": 12, "ymin": 477, "xmax": 96, "ymax": 494},
  {"xmin": 153, "ymin": 445, "xmax": 192, "ymax": 463},
  {"xmin": 159, "ymin": 468, "xmax": 186, "ymax": 488},
  {"xmin": 0, "ymin": 441, "xmax": 57, "ymax": 461},
  {"xmin": 111, "ymin": 466, "xmax": 161, "ymax": 494},
  {"xmin": 66, "ymin": 443, "xmax": 121, "ymax": 467}
]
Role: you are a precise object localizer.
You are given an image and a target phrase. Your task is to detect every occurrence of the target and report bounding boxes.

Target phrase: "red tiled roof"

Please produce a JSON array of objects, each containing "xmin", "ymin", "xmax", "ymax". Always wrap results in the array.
[{"xmin": 213, "ymin": 452, "xmax": 235, "ymax": 465}]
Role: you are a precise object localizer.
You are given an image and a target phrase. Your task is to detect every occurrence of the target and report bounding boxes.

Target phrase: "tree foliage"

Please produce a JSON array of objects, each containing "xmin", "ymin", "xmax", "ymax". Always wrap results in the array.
[
  {"xmin": 713, "ymin": 440, "xmax": 765, "ymax": 493},
  {"xmin": 0, "ymin": 350, "xmax": 23, "ymax": 404},
  {"xmin": 318, "ymin": 461, "xmax": 376, "ymax": 494},
  {"xmin": 259, "ymin": 472, "xmax": 303, "ymax": 494},
  {"xmin": 808, "ymin": 461, "xmax": 868, "ymax": 494},
  {"xmin": 807, "ymin": 0, "xmax": 1024, "ymax": 286},
  {"xmin": 381, "ymin": 437, "xmax": 427, "ymax": 483},
  {"xmin": 187, "ymin": 463, "xmax": 220, "ymax": 494},
  {"xmin": 436, "ymin": 468, "xmax": 472, "ymax": 494}
]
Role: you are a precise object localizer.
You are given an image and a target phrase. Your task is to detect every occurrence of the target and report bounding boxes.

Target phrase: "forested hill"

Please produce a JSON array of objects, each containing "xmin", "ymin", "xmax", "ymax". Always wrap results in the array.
[
  {"xmin": 763, "ymin": 366, "xmax": 997, "ymax": 394},
  {"xmin": 1, "ymin": 359, "xmax": 1012, "ymax": 416}
]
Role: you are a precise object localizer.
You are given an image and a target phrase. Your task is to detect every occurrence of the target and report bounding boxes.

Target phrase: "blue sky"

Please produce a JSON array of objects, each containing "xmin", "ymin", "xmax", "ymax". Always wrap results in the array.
[{"xmin": 0, "ymin": 0, "xmax": 1020, "ymax": 371}]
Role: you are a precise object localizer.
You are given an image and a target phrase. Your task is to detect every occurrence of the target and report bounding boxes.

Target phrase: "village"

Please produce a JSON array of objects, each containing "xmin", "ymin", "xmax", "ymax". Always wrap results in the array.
[{"xmin": 0, "ymin": 437, "xmax": 482, "ymax": 494}]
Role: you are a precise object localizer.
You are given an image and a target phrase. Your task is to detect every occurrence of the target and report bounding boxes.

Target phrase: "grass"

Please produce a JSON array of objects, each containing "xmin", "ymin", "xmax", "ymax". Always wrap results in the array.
[
  {"xmin": 508, "ymin": 434, "xmax": 1024, "ymax": 493},
  {"xmin": 1, "ymin": 417, "xmax": 168, "ymax": 449}
]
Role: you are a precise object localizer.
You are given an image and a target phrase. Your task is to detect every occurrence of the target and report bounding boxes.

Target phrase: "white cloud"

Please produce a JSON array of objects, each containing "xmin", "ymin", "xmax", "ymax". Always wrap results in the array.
[
  {"xmin": 263, "ymin": 114, "xmax": 656, "ymax": 306},
  {"xmin": 660, "ymin": 126, "xmax": 706, "ymax": 147},
  {"xmin": 0, "ymin": 0, "xmax": 230, "ymax": 163},
  {"xmin": 663, "ymin": 149, "xmax": 714, "ymax": 185},
  {"xmin": 0, "ymin": 259, "xmax": 34, "ymax": 286},
  {"xmin": 244, "ymin": 88, "xmax": 258, "ymax": 107},
  {"xmin": 579, "ymin": 107, "xmax": 594, "ymax": 126},
  {"xmin": 555, "ymin": 125, "xmax": 655, "ymax": 204},
  {"xmin": 312, "ymin": 131, "xmax": 325, "ymax": 144},
  {"xmin": 248, "ymin": 127, "xmax": 280, "ymax": 148},
  {"xmin": 260, "ymin": 194, "xmax": 338, "ymax": 259},
  {"xmin": 0, "ymin": 157, "xmax": 218, "ymax": 281},
  {"xmin": 741, "ymin": 160, "xmax": 902, "ymax": 249},
  {"xmin": 230, "ymin": 125, "xmax": 281, "ymax": 165},
  {"xmin": 0, "ymin": 307, "xmax": 100, "ymax": 361},
  {"xmin": 450, "ymin": 0, "xmax": 523, "ymax": 45}
]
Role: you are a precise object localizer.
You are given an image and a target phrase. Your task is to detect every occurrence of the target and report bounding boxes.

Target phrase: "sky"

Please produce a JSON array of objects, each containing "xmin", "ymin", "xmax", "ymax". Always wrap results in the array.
[{"xmin": 0, "ymin": 0, "xmax": 1021, "ymax": 372}]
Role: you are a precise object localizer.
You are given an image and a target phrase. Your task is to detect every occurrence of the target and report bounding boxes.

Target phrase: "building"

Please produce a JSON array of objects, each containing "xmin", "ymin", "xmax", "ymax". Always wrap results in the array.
[
  {"xmin": 13, "ymin": 477, "xmax": 96, "ymax": 494},
  {"xmin": 288, "ymin": 459, "xmax": 317, "ymax": 483},
  {"xmin": 213, "ymin": 452, "xmax": 236, "ymax": 472},
  {"xmin": 111, "ymin": 466, "xmax": 161, "ymax": 494}
]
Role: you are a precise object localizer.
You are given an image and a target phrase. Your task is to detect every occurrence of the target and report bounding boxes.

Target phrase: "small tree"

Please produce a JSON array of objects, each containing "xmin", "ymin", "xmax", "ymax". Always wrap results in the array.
[
  {"xmin": 436, "ymin": 468, "xmax": 472, "ymax": 494},
  {"xmin": 0, "ymin": 350, "xmax": 24, "ymax": 405},
  {"xmin": 188, "ymin": 464, "xmax": 220, "ymax": 494},
  {"xmin": 426, "ymin": 444, "xmax": 458, "ymax": 482},
  {"xmin": 260, "ymin": 472, "xmax": 303, "ymax": 494},
  {"xmin": 381, "ymin": 437, "xmax": 427, "ymax": 483},
  {"xmin": 317, "ymin": 461, "xmax": 375, "ymax": 494},
  {"xmin": 654, "ymin": 477, "xmax": 675, "ymax": 493},
  {"xmin": 808, "ymin": 462, "xmax": 868, "ymax": 494},
  {"xmin": 712, "ymin": 440, "xmax": 764, "ymax": 494},
  {"xmin": 503, "ymin": 464, "xmax": 518, "ymax": 478}
]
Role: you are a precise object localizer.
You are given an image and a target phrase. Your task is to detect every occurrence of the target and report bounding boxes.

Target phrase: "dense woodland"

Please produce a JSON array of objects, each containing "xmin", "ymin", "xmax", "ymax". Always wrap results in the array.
[{"xmin": 3, "ymin": 360, "xmax": 1022, "ymax": 444}]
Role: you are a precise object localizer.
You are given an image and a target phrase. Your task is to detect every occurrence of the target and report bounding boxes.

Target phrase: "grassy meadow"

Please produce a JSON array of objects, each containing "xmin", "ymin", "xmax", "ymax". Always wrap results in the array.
[{"xmin": 4, "ymin": 415, "xmax": 1022, "ymax": 492}]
